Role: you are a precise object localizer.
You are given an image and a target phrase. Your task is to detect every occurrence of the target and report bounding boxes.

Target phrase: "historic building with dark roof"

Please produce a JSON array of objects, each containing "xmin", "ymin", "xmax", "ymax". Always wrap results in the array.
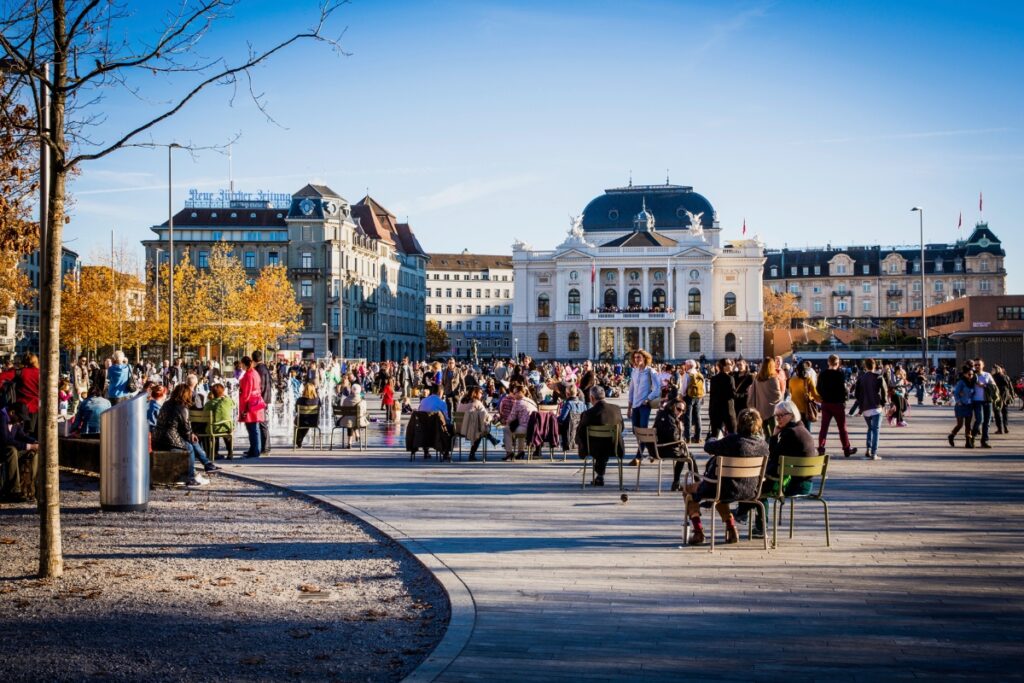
[
  {"xmin": 143, "ymin": 183, "xmax": 428, "ymax": 361},
  {"xmin": 425, "ymin": 251, "xmax": 514, "ymax": 358},
  {"xmin": 513, "ymin": 182, "xmax": 764, "ymax": 361},
  {"xmin": 764, "ymin": 222, "xmax": 1006, "ymax": 321}
]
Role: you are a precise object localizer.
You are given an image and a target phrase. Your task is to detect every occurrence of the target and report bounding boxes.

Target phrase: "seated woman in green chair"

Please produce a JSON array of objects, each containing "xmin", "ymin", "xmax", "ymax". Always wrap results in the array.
[
  {"xmin": 203, "ymin": 383, "xmax": 235, "ymax": 459},
  {"xmin": 295, "ymin": 381, "xmax": 322, "ymax": 447}
]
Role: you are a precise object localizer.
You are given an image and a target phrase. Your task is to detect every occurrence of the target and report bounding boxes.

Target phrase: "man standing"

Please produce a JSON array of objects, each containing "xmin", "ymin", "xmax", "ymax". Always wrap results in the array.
[
  {"xmin": 441, "ymin": 358, "xmax": 466, "ymax": 418},
  {"xmin": 576, "ymin": 386, "xmax": 624, "ymax": 487},
  {"xmin": 627, "ymin": 349, "xmax": 661, "ymax": 466},
  {"xmin": 972, "ymin": 358, "xmax": 995, "ymax": 449},
  {"xmin": 679, "ymin": 359, "xmax": 704, "ymax": 444},
  {"xmin": 816, "ymin": 354, "xmax": 857, "ymax": 457},
  {"xmin": 252, "ymin": 350, "xmax": 273, "ymax": 454},
  {"xmin": 72, "ymin": 356, "xmax": 90, "ymax": 412},
  {"xmin": 399, "ymin": 357, "xmax": 414, "ymax": 398}
]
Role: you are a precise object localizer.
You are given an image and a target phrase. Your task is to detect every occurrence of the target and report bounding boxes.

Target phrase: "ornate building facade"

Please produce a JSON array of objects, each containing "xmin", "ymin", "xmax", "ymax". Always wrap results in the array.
[
  {"xmin": 143, "ymin": 183, "xmax": 428, "ymax": 361},
  {"xmin": 512, "ymin": 183, "xmax": 765, "ymax": 361},
  {"xmin": 425, "ymin": 251, "xmax": 514, "ymax": 358},
  {"xmin": 764, "ymin": 222, "xmax": 1006, "ymax": 322}
]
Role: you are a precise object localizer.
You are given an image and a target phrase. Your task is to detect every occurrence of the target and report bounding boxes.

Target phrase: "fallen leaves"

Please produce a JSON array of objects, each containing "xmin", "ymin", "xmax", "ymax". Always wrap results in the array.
[
  {"xmin": 298, "ymin": 584, "xmax": 321, "ymax": 593},
  {"xmin": 174, "ymin": 574, "xmax": 198, "ymax": 581},
  {"xmin": 211, "ymin": 577, "xmax": 236, "ymax": 587},
  {"xmin": 1, "ymin": 537, "xmax": 18, "ymax": 545}
]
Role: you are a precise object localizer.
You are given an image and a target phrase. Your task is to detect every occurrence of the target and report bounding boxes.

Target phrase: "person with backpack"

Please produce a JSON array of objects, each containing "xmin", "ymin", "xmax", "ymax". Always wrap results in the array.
[
  {"xmin": 992, "ymin": 364, "xmax": 1013, "ymax": 434},
  {"xmin": 627, "ymin": 349, "xmax": 662, "ymax": 466},
  {"xmin": 680, "ymin": 359, "xmax": 705, "ymax": 443}
]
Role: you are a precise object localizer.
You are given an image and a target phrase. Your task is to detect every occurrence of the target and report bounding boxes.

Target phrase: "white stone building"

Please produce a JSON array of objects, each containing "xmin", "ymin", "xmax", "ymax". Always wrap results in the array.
[
  {"xmin": 425, "ymin": 251, "xmax": 514, "ymax": 359},
  {"xmin": 512, "ymin": 183, "xmax": 764, "ymax": 361}
]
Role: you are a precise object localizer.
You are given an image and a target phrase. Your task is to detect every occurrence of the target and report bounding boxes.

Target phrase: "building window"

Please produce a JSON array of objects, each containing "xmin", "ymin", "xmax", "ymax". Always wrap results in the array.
[
  {"xmin": 913, "ymin": 260, "xmax": 921, "ymax": 273},
  {"xmin": 268, "ymin": 251, "xmax": 279, "ymax": 266},
  {"xmin": 790, "ymin": 266, "xmax": 797, "ymax": 276},
  {"xmin": 688, "ymin": 288, "xmax": 701, "ymax": 315},
  {"xmin": 332, "ymin": 278, "xmax": 340, "ymax": 297},
  {"xmin": 770, "ymin": 266, "xmax": 778, "ymax": 277},
  {"xmin": 863, "ymin": 301, "xmax": 872, "ymax": 312},
  {"xmin": 302, "ymin": 308, "xmax": 312, "ymax": 328},
  {"xmin": 954, "ymin": 259, "xmax": 963, "ymax": 272},
  {"xmin": 197, "ymin": 251, "xmax": 209, "ymax": 268},
  {"xmin": 725, "ymin": 333, "xmax": 736, "ymax": 352},
  {"xmin": 604, "ymin": 288, "xmax": 617, "ymax": 309},
  {"xmin": 789, "ymin": 284, "xmax": 800, "ymax": 295},
  {"xmin": 980, "ymin": 259, "xmax": 990, "ymax": 272},
  {"xmin": 568, "ymin": 288, "xmax": 581, "ymax": 315},
  {"xmin": 301, "ymin": 280, "xmax": 312, "ymax": 298},
  {"xmin": 837, "ymin": 284, "xmax": 847, "ymax": 294},
  {"xmin": 862, "ymin": 283, "xmax": 871, "ymax": 293},
  {"xmin": 445, "ymin": 288, "xmax": 452, "ymax": 298},
  {"xmin": 244, "ymin": 252, "xmax": 256, "ymax": 268},
  {"xmin": 724, "ymin": 292, "xmax": 737, "ymax": 317},
  {"xmin": 568, "ymin": 331, "xmax": 580, "ymax": 352},
  {"xmin": 862, "ymin": 264, "xmax": 870, "ymax": 275},
  {"xmin": 837, "ymin": 300, "xmax": 848, "ymax": 313},
  {"xmin": 980, "ymin": 279, "xmax": 991, "ymax": 291},
  {"xmin": 935, "ymin": 258, "xmax": 944, "ymax": 272},
  {"xmin": 445, "ymin": 321, "xmax": 451, "ymax": 330},
  {"xmin": 537, "ymin": 332, "xmax": 549, "ymax": 353},
  {"xmin": 651, "ymin": 288, "xmax": 666, "ymax": 309},
  {"xmin": 813, "ymin": 300, "xmax": 823, "ymax": 313},
  {"xmin": 301, "ymin": 252, "xmax": 313, "ymax": 268},
  {"xmin": 802, "ymin": 267, "xmax": 809, "ymax": 276},
  {"xmin": 537, "ymin": 293, "xmax": 550, "ymax": 318},
  {"xmin": 628, "ymin": 288, "xmax": 641, "ymax": 308},
  {"xmin": 689, "ymin": 331, "xmax": 700, "ymax": 353},
  {"xmin": 814, "ymin": 266, "xmax": 820, "ymax": 275},
  {"xmin": 457, "ymin": 288, "xmax": 463, "ymax": 297}
]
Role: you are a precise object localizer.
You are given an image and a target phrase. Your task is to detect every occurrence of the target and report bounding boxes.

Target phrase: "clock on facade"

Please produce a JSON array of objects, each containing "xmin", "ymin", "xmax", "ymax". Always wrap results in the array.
[{"xmin": 299, "ymin": 198, "xmax": 316, "ymax": 216}]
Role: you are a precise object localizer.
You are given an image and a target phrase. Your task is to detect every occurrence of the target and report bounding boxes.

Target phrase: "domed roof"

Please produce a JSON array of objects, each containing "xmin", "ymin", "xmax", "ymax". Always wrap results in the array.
[{"xmin": 581, "ymin": 183, "xmax": 715, "ymax": 232}]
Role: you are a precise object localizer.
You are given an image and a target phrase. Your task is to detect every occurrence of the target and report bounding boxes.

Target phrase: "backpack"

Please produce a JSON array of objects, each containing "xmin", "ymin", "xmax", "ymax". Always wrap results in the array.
[
  {"xmin": 984, "ymin": 378, "xmax": 1000, "ymax": 405},
  {"xmin": 687, "ymin": 372, "xmax": 705, "ymax": 399},
  {"xmin": 1, "ymin": 370, "xmax": 21, "ymax": 408}
]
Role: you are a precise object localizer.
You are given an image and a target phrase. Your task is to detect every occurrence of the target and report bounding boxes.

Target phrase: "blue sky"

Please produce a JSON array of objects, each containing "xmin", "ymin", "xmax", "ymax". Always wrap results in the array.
[{"xmin": 68, "ymin": 0, "xmax": 1023, "ymax": 291}]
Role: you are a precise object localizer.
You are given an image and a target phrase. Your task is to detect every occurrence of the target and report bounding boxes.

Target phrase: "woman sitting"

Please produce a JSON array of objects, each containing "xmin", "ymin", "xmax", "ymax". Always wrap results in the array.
[
  {"xmin": 147, "ymin": 385, "xmax": 167, "ymax": 430},
  {"xmin": 653, "ymin": 398, "xmax": 690, "ymax": 492},
  {"xmin": 459, "ymin": 386, "xmax": 500, "ymax": 461},
  {"xmin": 335, "ymin": 383, "xmax": 368, "ymax": 448},
  {"xmin": 203, "ymin": 383, "xmax": 235, "ymax": 459},
  {"xmin": 294, "ymin": 381, "xmax": 322, "ymax": 447},
  {"xmin": 505, "ymin": 384, "xmax": 538, "ymax": 460},
  {"xmin": 154, "ymin": 384, "xmax": 220, "ymax": 487},
  {"xmin": 683, "ymin": 408, "xmax": 769, "ymax": 546},
  {"xmin": 73, "ymin": 384, "xmax": 112, "ymax": 436}
]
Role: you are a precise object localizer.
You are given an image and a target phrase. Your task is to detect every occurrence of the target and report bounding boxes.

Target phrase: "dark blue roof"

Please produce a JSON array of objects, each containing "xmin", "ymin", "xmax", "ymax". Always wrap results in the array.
[{"xmin": 581, "ymin": 184, "xmax": 715, "ymax": 232}]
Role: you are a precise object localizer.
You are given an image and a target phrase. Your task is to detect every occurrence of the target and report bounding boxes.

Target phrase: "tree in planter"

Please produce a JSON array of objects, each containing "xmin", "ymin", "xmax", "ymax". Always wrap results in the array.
[
  {"xmin": 1, "ymin": 1, "xmax": 345, "ymax": 577},
  {"xmin": 425, "ymin": 320, "xmax": 449, "ymax": 356}
]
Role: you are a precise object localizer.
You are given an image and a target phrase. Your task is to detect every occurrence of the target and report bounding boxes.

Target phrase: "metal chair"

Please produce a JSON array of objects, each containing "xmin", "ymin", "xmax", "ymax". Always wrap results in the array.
[
  {"xmin": 769, "ymin": 454, "xmax": 832, "ymax": 548},
  {"xmin": 632, "ymin": 426, "xmax": 696, "ymax": 495},
  {"xmin": 330, "ymin": 405, "xmax": 367, "ymax": 450},
  {"xmin": 292, "ymin": 405, "xmax": 323, "ymax": 449},
  {"xmin": 190, "ymin": 408, "xmax": 235, "ymax": 460},
  {"xmin": 699, "ymin": 454, "xmax": 769, "ymax": 552},
  {"xmin": 452, "ymin": 409, "xmax": 470, "ymax": 461},
  {"xmin": 582, "ymin": 424, "xmax": 623, "ymax": 490}
]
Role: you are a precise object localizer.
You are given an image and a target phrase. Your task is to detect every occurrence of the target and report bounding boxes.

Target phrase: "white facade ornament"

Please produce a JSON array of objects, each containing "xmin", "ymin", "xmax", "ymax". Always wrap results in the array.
[
  {"xmin": 685, "ymin": 209, "xmax": 704, "ymax": 236},
  {"xmin": 557, "ymin": 213, "xmax": 593, "ymax": 249}
]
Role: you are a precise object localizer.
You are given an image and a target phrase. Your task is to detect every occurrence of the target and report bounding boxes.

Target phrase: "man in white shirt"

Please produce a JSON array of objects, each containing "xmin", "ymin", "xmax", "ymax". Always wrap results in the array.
[
  {"xmin": 971, "ymin": 358, "xmax": 994, "ymax": 448},
  {"xmin": 627, "ymin": 349, "xmax": 661, "ymax": 465}
]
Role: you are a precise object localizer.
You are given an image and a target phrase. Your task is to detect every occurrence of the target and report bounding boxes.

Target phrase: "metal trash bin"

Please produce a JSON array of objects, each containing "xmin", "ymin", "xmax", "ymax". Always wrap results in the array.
[{"xmin": 100, "ymin": 393, "xmax": 150, "ymax": 512}]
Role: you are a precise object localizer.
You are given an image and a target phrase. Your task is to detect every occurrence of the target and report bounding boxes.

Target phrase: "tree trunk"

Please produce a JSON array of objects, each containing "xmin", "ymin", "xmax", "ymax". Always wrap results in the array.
[{"xmin": 38, "ymin": 0, "xmax": 68, "ymax": 578}]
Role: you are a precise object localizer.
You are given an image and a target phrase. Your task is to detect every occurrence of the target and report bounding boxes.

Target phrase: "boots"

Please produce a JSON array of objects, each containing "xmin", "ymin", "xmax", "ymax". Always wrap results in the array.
[{"xmin": 724, "ymin": 519, "xmax": 739, "ymax": 544}]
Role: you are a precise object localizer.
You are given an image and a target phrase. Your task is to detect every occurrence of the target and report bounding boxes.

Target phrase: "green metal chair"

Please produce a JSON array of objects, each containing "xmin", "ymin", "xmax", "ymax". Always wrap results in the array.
[
  {"xmin": 292, "ymin": 405, "xmax": 323, "ymax": 450},
  {"xmin": 331, "ymin": 405, "xmax": 367, "ymax": 450},
  {"xmin": 769, "ymin": 454, "xmax": 832, "ymax": 549},
  {"xmin": 631, "ymin": 426, "xmax": 696, "ymax": 495},
  {"xmin": 188, "ymin": 409, "xmax": 231, "ymax": 461},
  {"xmin": 582, "ymin": 424, "xmax": 623, "ymax": 490},
  {"xmin": 696, "ymin": 454, "xmax": 769, "ymax": 552}
]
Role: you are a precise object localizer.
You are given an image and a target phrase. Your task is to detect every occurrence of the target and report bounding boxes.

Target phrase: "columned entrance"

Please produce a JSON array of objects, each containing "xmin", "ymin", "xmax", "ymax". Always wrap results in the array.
[{"xmin": 590, "ymin": 324, "xmax": 678, "ymax": 361}]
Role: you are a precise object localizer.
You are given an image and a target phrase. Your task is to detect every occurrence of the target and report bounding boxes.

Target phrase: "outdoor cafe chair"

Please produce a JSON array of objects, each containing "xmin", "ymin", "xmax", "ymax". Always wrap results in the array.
[
  {"xmin": 582, "ymin": 424, "xmax": 623, "ymax": 491},
  {"xmin": 292, "ymin": 405, "xmax": 324, "ymax": 450},
  {"xmin": 769, "ymin": 454, "xmax": 832, "ymax": 549},
  {"xmin": 684, "ymin": 454, "xmax": 768, "ymax": 552},
  {"xmin": 631, "ymin": 426, "xmax": 696, "ymax": 495},
  {"xmin": 330, "ymin": 405, "xmax": 367, "ymax": 451}
]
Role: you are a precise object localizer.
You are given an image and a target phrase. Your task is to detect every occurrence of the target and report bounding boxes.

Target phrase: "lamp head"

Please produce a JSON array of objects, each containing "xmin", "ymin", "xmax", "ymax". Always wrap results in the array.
[{"xmin": 911, "ymin": 207, "xmax": 923, "ymax": 213}]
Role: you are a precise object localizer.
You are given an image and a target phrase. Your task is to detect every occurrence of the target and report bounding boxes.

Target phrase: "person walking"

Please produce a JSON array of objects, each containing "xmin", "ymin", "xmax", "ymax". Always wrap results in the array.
[
  {"xmin": 626, "ymin": 349, "xmax": 661, "ymax": 466},
  {"xmin": 707, "ymin": 358, "xmax": 738, "ymax": 440},
  {"xmin": 992, "ymin": 364, "xmax": 1013, "ymax": 434},
  {"xmin": 949, "ymin": 364, "xmax": 977, "ymax": 448},
  {"xmin": 748, "ymin": 357, "xmax": 784, "ymax": 439},
  {"xmin": 971, "ymin": 358, "xmax": 995, "ymax": 449},
  {"xmin": 679, "ymin": 359, "xmax": 705, "ymax": 444},
  {"xmin": 853, "ymin": 358, "xmax": 886, "ymax": 460},
  {"xmin": 788, "ymin": 361, "xmax": 821, "ymax": 431},
  {"xmin": 816, "ymin": 354, "xmax": 857, "ymax": 457},
  {"xmin": 252, "ymin": 350, "xmax": 273, "ymax": 455},
  {"xmin": 238, "ymin": 356, "xmax": 266, "ymax": 459}
]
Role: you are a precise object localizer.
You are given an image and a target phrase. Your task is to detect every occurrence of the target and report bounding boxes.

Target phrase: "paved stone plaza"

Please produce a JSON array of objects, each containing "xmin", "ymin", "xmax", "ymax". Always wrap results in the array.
[{"xmin": 231, "ymin": 401, "xmax": 1024, "ymax": 681}]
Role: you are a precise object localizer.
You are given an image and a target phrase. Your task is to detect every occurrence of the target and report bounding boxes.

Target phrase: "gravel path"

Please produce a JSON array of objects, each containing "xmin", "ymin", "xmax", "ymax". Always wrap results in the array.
[{"xmin": 0, "ymin": 471, "xmax": 449, "ymax": 682}]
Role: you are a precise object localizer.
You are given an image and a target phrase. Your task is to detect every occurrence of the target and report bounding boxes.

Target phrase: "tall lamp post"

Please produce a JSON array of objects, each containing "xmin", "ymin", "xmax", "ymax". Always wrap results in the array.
[
  {"xmin": 153, "ymin": 247, "xmax": 164, "ymax": 317},
  {"xmin": 167, "ymin": 144, "xmax": 181, "ymax": 365},
  {"xmin": 911, "ymin": 207, "xmax": 928, "ymax": 370}
]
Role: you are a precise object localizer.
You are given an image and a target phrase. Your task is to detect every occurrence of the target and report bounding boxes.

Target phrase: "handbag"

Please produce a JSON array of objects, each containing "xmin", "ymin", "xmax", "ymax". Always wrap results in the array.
[
  {"xmin": 804, "ymin": 378, "xmax": 820, "ymax": 422},
  {"xmin": 248, "ymin": 395, "xmax": 267, "ymax": 412}
]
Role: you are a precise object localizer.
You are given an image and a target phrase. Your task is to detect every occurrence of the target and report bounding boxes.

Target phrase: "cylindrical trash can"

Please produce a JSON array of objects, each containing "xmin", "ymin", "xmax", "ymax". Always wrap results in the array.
[{"xmin": 100, "ymin": 393, "xmax": 150, "ymax": 512}]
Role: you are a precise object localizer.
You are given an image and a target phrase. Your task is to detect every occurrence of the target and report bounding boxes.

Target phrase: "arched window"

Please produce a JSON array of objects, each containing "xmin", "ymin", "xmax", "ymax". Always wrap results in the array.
[
  {"xmin": 568, "ymin": 288, "xmax": 581, "ymax": 315},
  {"xmin": 688, "ymin": 288, "xmax": 701, "ymax": 315},
  {"xmin": 604, "ymin": 288, "xmax": 617, "ymax": 309},
  {"xmin": 538, "ymin": 332, "xmax": 549, "ymax": 353},
  {"xmin": 568, "ymin": 331, "xmax": 580, "ymax": 352},
  {"xmin": 689, "ymin": 331, "xmax": 701, "ymax": 353},
  {"xmin": 628, "ymin": 288, "xmax": 642, "ymax": 308},
  {"xmin": 725, "ymin": 332, "xmax": 736, "ymax": 352},
  {"xmin": 651, "ymin": 288, "xmax": 666, "ymax": 309},
  {"xmin": 537, "ymin": 293, "xmax": 550, "ymax": 318},
  {"xmin": 724, "ymin": 292, "xmax": 737, "ymax": 317}
]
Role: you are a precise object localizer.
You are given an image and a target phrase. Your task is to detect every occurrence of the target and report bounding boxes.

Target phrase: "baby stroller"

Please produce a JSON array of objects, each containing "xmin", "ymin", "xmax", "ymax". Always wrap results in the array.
[{"xmin": 931, "ymin": 382, "xmax": 952, "ymax": 406}]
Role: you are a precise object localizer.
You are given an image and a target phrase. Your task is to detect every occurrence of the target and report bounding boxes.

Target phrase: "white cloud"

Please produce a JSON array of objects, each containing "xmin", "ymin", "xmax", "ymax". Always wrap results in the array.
[{"xmin": 395, "ymin": 174, "xmax": 542, "ymax": 214}]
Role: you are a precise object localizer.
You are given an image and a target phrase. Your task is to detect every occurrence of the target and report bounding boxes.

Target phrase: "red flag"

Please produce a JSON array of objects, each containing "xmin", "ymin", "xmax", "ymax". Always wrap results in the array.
[
  {"xmin": 742, "ymin": 218, "xmax": 747, "ymax": 236},
  {"xmin": 591, "ymin": 260, "xmax": 596, "ymax": 283},
  {"xmin": 958, "ymin": 211, "xmax": 962, "ymax": 229},
  {"xmin": 979, "ymin": 191, "xmax": 983, "ymax": 213}
]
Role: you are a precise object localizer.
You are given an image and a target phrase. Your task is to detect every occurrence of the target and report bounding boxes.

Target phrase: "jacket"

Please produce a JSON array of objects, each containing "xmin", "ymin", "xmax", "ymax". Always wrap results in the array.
[
  {"xmin": 442, "ymin": 369, "xmax": 466, "ymax": 398},
  {"xmin": 653, "ymin": 408, "xmax": 686, "ymax": 459},
  {"xmin": 733, "ymin": 372, "xmax": 753, "ymax": 413},
  {"xmin": 295, "ymin": 397, "xmax": 321, "ymax": 427},
  {"xmin": 16, "ymin": 366, "xmax": 40, "ymax": 414},
  {"xmin": 560, "ymin": 411, "xmax": 582, "ymax": 451},
  {"xmin": 335, "ymin": 396, "xmax": 369, "ymax": 429},
  {"xmin": 527, "ymin": 410, "xmax": 559, "ymax": 450},
  {"xmin": 788, "ymin": 375, "xmax": 821, "ymax": 416},
  {"xmin": 816, "ymin": 368, "xmax": 848, "ymax": 405},
  {"xmin": 238, "ymin": 369, "xmax": 265, "ymax": 424},
  {"xmin": 575, "ymin": 399, "xmax": 624, "ymax": 458},
  {"xmin": 74, "ymin": 396, "xmax": 111, "ymax": 435},
  {"xmin": 854, "ymin": 372, "xmax": 887, "ymax": 413},
  {"xmin": 459, "ymin": 400, "xmax": 492, "ymax": 444},
  {"xmin": 405, "ymin": 410, "xmax": 451, "ymax": 455},
  {"xmin": 748, "ymin": 376, "xmax": 784, "ymax": 420},
  {"xmin": 767, "ymin": 422, "xmax": 816, "ymax": 482},
  {"xmin": 106, "ymin": 363, "xmax": 132, "ymax": 399},
  {"xmin": 153, "ymin": 401, "xmax": 193, "ymax": 451},
  {"xmin": 708, "ymin": 372, "xmax": 738, "ymax": 420},
  {"xmin": 508, "ymin": 397, "xmax": 538, "ymax": 434},
  {"xmin": 952, "ymin": 378, "xmax": 975, "ymax": 407},
  {"xmin": 627, "ymin": 366, "xmax": 661, "ymax": 409},
  {"xmin": 699, "ymin": 434, "xmax": 769, "ymax": 502},
  {"xmin": 0, "ymin": 407, "xmax": 36, "ymax": 450},
  {"xmin": 255, "ymin": 362, "xmax": 273, "ymax": 404},
  {"xmin": 203, "ymin": 395, "xmax": 235, "ymax": 433}
]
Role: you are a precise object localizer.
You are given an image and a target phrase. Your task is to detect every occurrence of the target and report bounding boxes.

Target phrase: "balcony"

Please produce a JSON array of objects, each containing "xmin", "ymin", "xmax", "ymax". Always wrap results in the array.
[
  {"xmin": 832, "ymin": 291, "xmax": 852, "ymax": 297},
  {"xmin": 291, "ymin": 267, "xmax": 321, "ymax": 278},
  {"xmin": 593, "ymin": 311, "xmax": 671, "ymax": 321},
  {"xmin": 886, "ymin": 289, "xmax": 903, "ymax": 297}
]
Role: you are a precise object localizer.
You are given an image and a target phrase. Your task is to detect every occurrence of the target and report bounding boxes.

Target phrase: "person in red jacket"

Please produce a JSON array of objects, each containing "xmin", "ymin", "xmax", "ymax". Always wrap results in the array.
[
  {"xmin": 16, "ymin": 353, "xmax": 40, "ymax": 436},
  {"xmin": 238, "ymin": 356, "xmax": 265, "ymax": 458}
]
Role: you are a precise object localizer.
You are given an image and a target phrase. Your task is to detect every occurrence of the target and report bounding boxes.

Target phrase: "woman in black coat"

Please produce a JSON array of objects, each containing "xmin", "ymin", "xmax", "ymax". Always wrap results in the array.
[
  {"xmin": 707, "ymin": 358, "xmax": 738, "ymax": 439},
  {"xmin": 653, "ymin": 398, "xmax": 691, "ymax": 491},
  {"xmin": 684, "ymin": 408, "xmax": 768, "ymax": 546},
  {"xmin": 733, "ymin": 359, "xmax": 753, "ymax": 414}
]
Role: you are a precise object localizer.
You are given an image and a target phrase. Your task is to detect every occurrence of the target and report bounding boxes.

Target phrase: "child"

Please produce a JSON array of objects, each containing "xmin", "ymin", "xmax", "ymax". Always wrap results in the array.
[
  {"xmin": 58, "ymin": 380, "xmax": 72, "ymax": 416},
  {"xmin": 381, "ymin": 378, "xmax": 397, "ymax": 422}
]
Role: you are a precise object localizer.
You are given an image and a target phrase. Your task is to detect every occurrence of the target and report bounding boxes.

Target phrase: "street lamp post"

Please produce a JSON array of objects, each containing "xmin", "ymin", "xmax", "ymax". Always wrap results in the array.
[
  {"xmin": 167, "ymin": 144, "xmax": 180, "ymax": 365},
  {"xmin": 153, "ymin": 247, "xmax": 164, "ymax": 318},
  {"xmin": 513, "ymin": 337, "xmax": 518, "ymax": 360},
  {"xmin": 911, "ymin": 207, "xmax": 928, "ymax": 370}
]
